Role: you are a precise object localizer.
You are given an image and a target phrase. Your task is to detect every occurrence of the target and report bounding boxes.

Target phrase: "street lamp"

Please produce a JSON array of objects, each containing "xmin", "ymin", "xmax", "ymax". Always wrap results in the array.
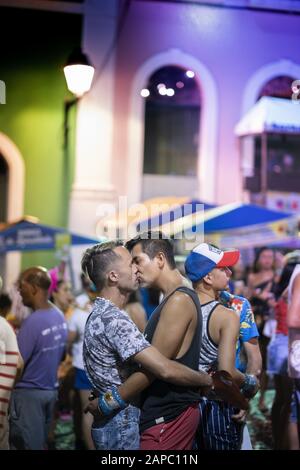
[
  {"xmin": 62, "ymin": 47, "xmax": 95, "ymax": 285},
  {"xmin": 63, "ymin": 47, "xmax": 95, "ymax": 149}
]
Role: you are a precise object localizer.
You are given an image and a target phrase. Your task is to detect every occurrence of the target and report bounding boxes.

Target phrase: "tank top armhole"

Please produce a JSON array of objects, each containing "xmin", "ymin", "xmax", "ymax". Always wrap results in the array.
[{"xmin": 206, "ymin": 302, "xmax": 220, "ymax": 348}]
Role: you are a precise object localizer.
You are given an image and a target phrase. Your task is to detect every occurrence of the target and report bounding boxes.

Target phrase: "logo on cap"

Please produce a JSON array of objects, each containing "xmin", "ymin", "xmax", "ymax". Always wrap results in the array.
[{"xmin": 185, "ymin": 243, "xmax": 240, "ymax": 283}]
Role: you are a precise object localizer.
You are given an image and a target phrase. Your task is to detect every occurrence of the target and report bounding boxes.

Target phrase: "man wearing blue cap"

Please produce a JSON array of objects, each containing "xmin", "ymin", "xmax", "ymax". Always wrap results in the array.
[{"xmin": 185, "ymin": 243, "xmax": 259, "ymax": 450}]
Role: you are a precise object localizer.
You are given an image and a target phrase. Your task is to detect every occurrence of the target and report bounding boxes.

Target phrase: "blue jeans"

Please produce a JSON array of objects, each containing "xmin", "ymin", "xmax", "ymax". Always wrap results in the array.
[
  {"xmin": 91, "ymin": 405, "xmax": 140, "ymax": 450},
  {"xmin": 9, "ymin": 388, "xmax": 57, "ymax": 450},
  {"xmin": 267, "ymin": 334, "xmax": 288, "ymax": 376}
]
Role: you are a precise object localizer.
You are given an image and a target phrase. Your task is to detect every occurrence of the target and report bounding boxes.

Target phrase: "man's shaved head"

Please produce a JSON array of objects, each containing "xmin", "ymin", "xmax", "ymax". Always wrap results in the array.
[{"xmin": 20, "ymin": 267, "xmax": 51, "ymax": 292}]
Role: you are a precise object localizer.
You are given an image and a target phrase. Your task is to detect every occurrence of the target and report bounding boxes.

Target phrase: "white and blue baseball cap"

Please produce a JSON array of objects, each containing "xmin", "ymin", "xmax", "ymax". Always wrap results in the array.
[{"xmin": 185, "ymin": 243, "xmax": 240, "ymax": 282}]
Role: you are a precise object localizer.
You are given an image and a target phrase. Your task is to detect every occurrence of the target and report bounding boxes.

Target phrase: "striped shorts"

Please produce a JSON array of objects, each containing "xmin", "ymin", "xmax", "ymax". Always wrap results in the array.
[{"xmin": 197, "ymin": 397, "xmax": 243, "ymax": 450}]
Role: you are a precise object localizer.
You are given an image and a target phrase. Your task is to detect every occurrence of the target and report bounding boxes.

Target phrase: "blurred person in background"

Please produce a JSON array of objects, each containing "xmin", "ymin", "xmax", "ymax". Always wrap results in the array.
[
  {"xmin": 267, "ymin": 251, "xmax": 300, "ymax": 449},
  {"xmin": 231, "ymin": 261, "xmax": 248, "ymax": 298},
  {"xmin": 274, "ymin": 250, "xmax": 285, "ymax": 283},
  {"xmin": 76, "ymin": 273, "xmax": 97, "ymax": 314},
  {"xmin": 139, "ymin": 287, "xmax": 160, "ymax": 320},
  {"xmin": 287, "ymin": 251, "xmax": 300, "ymax": 449},
  {"xmin": 247, "ymin": 247, "xmax": 276, "ymax": 413},
  {"xmin": 0, "ymin": 315, "xmax": 23, "ymax": 449},
  {"xmin": 125, "ymin": 291, "xmax": 147, "ymax": 333},
  {"xmin": 50, "ymin": 279, "xmax": 83, "ymax": 449},
  {"xmin": 0, "ymin": 293, "xmax": 12, "ymax": 319},
  {"xmin": 0, "ymin": 293, "xmax": 20, "ymax": 330},
  {"xmin": 9, "ymin": 267, "xmax": 67, "ymax": 450},
  {"xmin": 67, "ymin": 300, "xmax": 95, "ymax": 450},
  {"xmin": 7, "ymin": 282, "xmax": 31, "ymax": 328}
]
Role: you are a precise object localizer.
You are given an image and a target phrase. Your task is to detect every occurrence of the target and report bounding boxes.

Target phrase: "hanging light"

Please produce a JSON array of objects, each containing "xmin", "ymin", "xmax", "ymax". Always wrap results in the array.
[
  {"xmin": 186, "ymin": 70, "xmax": 195, "ymax": 78},
  {"xmin": 140, "ymin": 88, "xmax": 150, "ymax": 97},
  {"xmin": 166, "ymin": 88, "xmax": 175, "ymax": 97},
  {"xmin": 63, "ymin": 47, "xmax": 95, "ymax": 97}
]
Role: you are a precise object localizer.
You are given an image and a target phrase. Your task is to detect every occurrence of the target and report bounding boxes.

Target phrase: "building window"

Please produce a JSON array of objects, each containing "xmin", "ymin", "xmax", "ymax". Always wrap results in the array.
[
  {"xmin": 143, "ymin": 65, "xmax": 201, "ymax": 177},
  {"xmin": 258, "ymin": 75, "xmax": 295, "ymax": 100}
]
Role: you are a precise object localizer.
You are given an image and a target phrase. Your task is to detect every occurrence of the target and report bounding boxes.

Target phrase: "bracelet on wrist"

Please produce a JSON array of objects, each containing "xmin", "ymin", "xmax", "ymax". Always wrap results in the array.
[
  {"xmin": 98, "ymin": 394, "xmax": 113, "ymax": 416},
  {"xmin": 111, "ymin": 386, "xmax": 127, "ymax": 409},
  {"xmin": 240, "ymin": 374, "xmax": 258, "ymax": 399}
]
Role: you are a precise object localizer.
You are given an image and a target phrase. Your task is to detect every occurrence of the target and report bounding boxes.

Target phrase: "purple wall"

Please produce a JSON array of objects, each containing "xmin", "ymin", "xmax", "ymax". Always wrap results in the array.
[{"xmin": 112, "ymin": 2, "xmax": 299, "ymax": 202}]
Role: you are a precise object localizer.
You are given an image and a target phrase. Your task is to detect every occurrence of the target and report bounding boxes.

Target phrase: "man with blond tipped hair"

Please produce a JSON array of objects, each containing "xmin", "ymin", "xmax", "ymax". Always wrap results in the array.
[{"xmin": 82, "ymin": 240, "xmax": 212, "ymax": 450}]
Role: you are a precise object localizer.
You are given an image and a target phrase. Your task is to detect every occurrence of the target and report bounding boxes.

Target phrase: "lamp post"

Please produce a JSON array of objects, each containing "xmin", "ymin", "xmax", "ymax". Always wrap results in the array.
[
  {"xmin": 62, "ymin": 48, "xmax": 94, "ymax": 287},
  {"xmin": 63, "ymin": 47, "xmax": 95, "ymax": 150}
]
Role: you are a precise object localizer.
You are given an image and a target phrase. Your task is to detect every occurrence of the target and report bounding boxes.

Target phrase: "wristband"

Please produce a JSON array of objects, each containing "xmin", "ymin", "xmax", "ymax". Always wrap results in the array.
[
  {"xmin": 98, "ymin": 390, "xmax": 120, "ymax": 416},
  {"xmin": 111, "ymin": 386, "xmax": 127, "ymax": 409},
  {"xmin": 98, "ymin": 394, "xmax": 113, "ymax": 416},
  {"xmin": 240, "ymin": 374, "xmax": 258, "ymax": 399}
]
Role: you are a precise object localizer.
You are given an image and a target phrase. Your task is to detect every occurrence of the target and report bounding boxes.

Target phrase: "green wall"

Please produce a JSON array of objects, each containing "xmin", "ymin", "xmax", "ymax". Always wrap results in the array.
[{"xmin": 0, "ymin": 7, "xmax": 82, "ymax": 270}]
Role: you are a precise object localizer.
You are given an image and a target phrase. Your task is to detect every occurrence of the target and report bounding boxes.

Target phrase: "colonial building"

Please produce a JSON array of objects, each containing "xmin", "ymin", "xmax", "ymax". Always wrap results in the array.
[{"xmin": 1, "ymin": 0, "xmax": 300, "ymax": 282}]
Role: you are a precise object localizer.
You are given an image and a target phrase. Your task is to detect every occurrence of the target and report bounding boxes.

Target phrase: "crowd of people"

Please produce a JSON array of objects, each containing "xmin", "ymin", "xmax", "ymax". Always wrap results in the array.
[{"xmin": 0, "ymin": 234, "xmax": 300, "ymax": 451}]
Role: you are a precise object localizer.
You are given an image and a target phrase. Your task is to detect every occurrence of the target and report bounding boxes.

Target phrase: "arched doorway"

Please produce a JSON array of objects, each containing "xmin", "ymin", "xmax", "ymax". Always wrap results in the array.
[
  {"xmin": 0, "ymin": 154, "xmax": 8, "ymax": 281},
  {"xmin": 142, "ymin": 65, "xmax": 201, "ymax": 200},
  {"xmin": 0, "ymin": 133, "xmax": 25, "ymax": 286},
  {"xmin": 126, "ymin": 49, "xmax": 218, "ymax": 205},
  {"xmin": 0, "ymin": 154, "xmax": 8, "ymax": 222}
]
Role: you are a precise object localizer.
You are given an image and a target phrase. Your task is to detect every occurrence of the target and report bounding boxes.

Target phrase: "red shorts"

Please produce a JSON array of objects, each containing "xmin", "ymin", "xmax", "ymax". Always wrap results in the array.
[{"xmin": 140, "ymin": 403, "xmax": 200, "ymax": 450}]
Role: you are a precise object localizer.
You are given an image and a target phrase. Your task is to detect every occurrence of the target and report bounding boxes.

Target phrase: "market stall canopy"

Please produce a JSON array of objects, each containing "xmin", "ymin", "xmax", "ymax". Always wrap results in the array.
[
  {"xmin": 235, "ymin": 97, "xmax": 300, "ymax": 137},
  {"xmin": 135, "ymin": 198, "xmax": 215, "ymax": 232},
  {"xmin": 102, "ymin": 196, "xmax": 216, "ymax": 237},
  {"xmin": 202, "ymin": 203, "xmax": 292, "ymax": 233},
  {"xmin": 208, "ymin": 219, "xmax": 299, "ymax": 250},
  {"xmin": 0, "ymin": 217, "xmax": 99, "ymax": 253},
  {"xmin": 164, "ymin": 202, "xmax": 292, "ymax": 238}
]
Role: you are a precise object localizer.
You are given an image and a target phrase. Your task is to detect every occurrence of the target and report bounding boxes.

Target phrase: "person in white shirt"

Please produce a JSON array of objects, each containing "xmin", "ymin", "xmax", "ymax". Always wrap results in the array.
[{"xmin": 68, "ymin": 307, "xmax": 94, "ymax": 450}]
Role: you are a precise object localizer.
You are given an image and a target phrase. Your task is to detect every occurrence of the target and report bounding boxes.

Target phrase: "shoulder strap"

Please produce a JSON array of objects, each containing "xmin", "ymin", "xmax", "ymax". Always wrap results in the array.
[{"xmin": 173, "ymin": 286, "xmax": 203, "ymax": 354}]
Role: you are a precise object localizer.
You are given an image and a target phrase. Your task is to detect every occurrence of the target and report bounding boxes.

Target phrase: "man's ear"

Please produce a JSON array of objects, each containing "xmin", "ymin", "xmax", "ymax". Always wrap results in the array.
[
  {"xmin": 203, "ymin": 272, "xmax": 213, "ymax": 286},
  {"xmin": 108, "ymin": 270, "xmax": 118, "ymax": 284},
  {"xmin": 156, "ymin": 251, "xmax": 165, "ymax": 269},
  {"xmin": 30, "ymin": 284, "xmax": 38, "ymax": 296}
]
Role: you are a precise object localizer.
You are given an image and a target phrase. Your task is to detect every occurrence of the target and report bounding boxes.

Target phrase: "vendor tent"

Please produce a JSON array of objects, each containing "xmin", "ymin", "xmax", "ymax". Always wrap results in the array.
[
  {"xmin": 235, "ymin": 97, "xmax": 300, "ymax": 203},
  {"xmin": 235, "ymin": 96, "xmax": 300, "ymax": 137},
  {"xmin": 198, "ymin": 202, "xmax": 292, "ymax": 234},
  {"xmin": 135, "ymin": 198, "xmax": 215, "ymax": 232},
  {"xmin": 0, "ymin": 217, "xmax": 101, "ymax": 288},
  {"xmin": 102, "ymin": 196, "xmax": 215, "ymax": 238},
  {"xmin": 0, "ymin": 218, "xmax": 99, "ymax": 253},
  {"xmin": 159, "ymin": 202, "xmax": 292, "ymax": 237}
]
